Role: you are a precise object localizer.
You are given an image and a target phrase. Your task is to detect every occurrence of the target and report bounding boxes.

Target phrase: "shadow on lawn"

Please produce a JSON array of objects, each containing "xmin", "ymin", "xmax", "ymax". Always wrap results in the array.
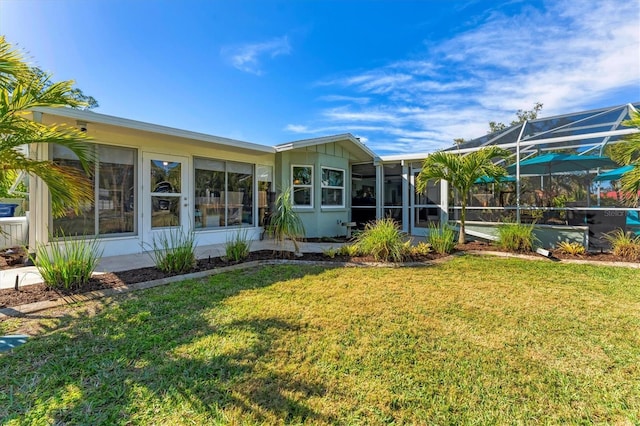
[{"xmin": 0, "ymin": 265, "xmax": 337, "ymax": 424}]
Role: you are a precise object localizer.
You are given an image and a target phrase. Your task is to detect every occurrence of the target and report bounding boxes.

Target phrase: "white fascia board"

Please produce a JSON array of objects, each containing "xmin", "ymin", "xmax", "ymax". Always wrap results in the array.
[
  {"xmin": 379, "ymin": 153, "xmax": 431, "ymax": 162},
  {"xmin": 32, "ymin": 107, "xmax": 275, "ymax": 154}
]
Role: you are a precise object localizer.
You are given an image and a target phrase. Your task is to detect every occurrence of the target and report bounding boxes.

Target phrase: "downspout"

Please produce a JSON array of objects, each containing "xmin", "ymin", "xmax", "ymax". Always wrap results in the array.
[{"xmin": 515, "ymin": 122, "xmax": 527, "ymax": 224}]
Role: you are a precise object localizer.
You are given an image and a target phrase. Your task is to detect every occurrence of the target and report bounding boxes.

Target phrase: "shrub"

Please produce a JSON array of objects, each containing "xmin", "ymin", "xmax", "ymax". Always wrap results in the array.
[
  {"xmin": 556, "ymin": 241, "xmax": 586, "ymax": 256},
  {"xmin": 269, "ymin": 188, "xmax": 306, "ymax": 253},
  {"xmin": 225, "ymin": 228, "xmax": 252, "ymax": 262},
  {"xmin": 603, "ymin": 229, "xmax": 640, "ymax": 261},
  {"xmin": 428, "ymin": 223, "xmax": 456, "ymax": 254},
  {"xmin": 146, "ymin": 228, "xmax": 196, "ymax": 273},
  {"xmin": 338, "ymin": 244, "xmax": 360, "ymax": 257},
  {"xmin": 409, "ymin": 241, "xmax": 433, "ymax": 256},
  {"xmin": 497, "ymin": 223, "xmax": 537, "ymax": 253},
  {"xmin": 32, "ymin": 232, "xmax": 103, "ymax": 290},
  {"xmin": 353, "ymin": 218, "xmax": 406, "ymax": 262}
]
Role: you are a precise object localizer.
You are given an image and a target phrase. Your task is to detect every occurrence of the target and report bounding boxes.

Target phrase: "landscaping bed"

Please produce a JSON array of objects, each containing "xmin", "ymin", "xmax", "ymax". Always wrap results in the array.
[{"xmin": 1, "ymin": 242, "xmax": 637, "ymax": 311}]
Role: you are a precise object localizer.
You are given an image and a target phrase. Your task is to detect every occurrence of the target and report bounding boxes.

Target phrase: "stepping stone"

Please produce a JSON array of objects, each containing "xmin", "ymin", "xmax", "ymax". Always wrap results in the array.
[{"xmin": 0, "ymin": 335, "xmax": 29, "ymax": 352}]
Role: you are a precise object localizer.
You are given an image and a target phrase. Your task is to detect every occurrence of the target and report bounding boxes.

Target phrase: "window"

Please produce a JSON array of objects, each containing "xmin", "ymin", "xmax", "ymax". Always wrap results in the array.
[
  {"xmin": 321, "ymin": 167, "xmax": 345, "ymax": 207},
  {"xmin": 292, "ymin": 165, "xmax": 313, "ymax": 207},
  {"xmin": 194, "ymin": 158, "xmax": 253, "ymax": 228},
  {"xmin": 257, "ymin": 165, "xmax": 274, "ymax": 226},
  {"xmin": 52, "ymin": 144, "xmax": 136, "ymax": 237}
]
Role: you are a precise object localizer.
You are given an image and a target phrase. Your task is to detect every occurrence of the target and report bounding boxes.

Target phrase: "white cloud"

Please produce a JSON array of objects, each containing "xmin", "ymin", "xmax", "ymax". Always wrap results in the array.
[
  {"xmin": 222, "ymin": 36, "xmax": 291, "ymax": 75},
  {"xmin": 294, "ymin": 0, "xmax": 640, "ymax": 155},
  {"xmin": 284, "ymin": 124, "xmax": 309, "ymax": 133}
]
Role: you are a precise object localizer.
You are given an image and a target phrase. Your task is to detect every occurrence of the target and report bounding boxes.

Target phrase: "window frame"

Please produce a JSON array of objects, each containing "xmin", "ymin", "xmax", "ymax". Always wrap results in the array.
[
  {"xmin": 321, "ymin": 166, "xmax": 345, "ymax": 208},
  {"xmin": 291, "ymin": 165, "xmax": 314, "ymax": 208},
  {"xmin": 51, "ymin": 143, "xmax": 137, "ymax": 238}
]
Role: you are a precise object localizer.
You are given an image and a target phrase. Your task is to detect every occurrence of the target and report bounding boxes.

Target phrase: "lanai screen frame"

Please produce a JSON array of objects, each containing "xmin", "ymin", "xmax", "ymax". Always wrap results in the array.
[{"xmin": 441, "ymin": 102, "xmax": 640, "ymax": 224}]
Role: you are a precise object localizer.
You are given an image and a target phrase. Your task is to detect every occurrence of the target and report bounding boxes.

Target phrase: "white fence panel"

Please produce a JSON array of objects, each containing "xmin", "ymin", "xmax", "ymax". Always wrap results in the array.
[{"xmin": 0, "ymin": 216, "xmax": 29, "ymax": 249}]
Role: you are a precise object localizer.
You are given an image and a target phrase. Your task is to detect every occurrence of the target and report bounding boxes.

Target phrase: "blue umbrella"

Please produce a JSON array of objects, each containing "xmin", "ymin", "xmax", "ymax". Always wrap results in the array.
[
  {"xmin": 474, "ymin": 175, "xmax": 516, "ymax": 184},
  {"xmin": 593, "ymin": 165, "xmax": 634, "ymax": 182},
  {"xmin": 506, "ymin": 153, "xmax": 618, "ymax": 175}
]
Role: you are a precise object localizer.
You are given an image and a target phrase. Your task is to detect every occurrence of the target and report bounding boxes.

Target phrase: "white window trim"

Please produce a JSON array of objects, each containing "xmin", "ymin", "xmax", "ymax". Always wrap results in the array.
[
  {"xmin": 321, "ymin": 166, "xmax": 345, "ymax": 208},
  {"xmin": 291, "ymin": 165, "xmax": 314, "ymax": 208}
]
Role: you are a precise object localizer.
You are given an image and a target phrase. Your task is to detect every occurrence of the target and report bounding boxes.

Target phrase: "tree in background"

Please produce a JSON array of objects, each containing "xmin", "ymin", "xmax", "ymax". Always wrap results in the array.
[
  {"xmin": 488, "ymin": 102, "xmax": 543, "ymax": 134},
  {"xmin": 0, "ymin": 36, "xmax": 95, "ymax": 217},
  {"xmin": 453, "ymin": 102, "xmax": 544, "ymax": 146},
  {"xmin": 608, "ymin": 110, "xmax": 640, "ymax": 206},
  {"xmin": 416, "ymin": 146, "xmax": 510, "ymax": 244}
]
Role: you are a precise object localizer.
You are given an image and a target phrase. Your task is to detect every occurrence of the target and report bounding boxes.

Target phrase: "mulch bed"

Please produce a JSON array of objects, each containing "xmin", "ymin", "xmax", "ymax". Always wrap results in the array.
[{"xmin": 1, "ymin": 243, "xmax": 636, "ymax": 310}]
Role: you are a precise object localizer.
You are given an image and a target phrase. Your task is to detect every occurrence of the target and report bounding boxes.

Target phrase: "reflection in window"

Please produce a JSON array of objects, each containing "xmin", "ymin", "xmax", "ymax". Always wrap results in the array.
[
  {"xmin": 292, "ymin": 165, "xmax": 313, "ymax": 207},
  {"xmin": 150, "ymin": 159, "xmax": 181, "ymax": 228},
  {"xmin": 194, "ymin": 158, "xmax": 253, "ymax": 228},
  {"xmin": 321, "ymin": 167, "xmax": 344, "ymax": 207},
  {"xmin": 53, "ymin": 144, "xmax": 136, "ymax": 237},
  {"xmin": 257, "ymin": 165, "xmax": 274, "ymax": 226},
  {"xmin": 383, "ymin": 163, "xmax": 403, "ymax": 206}
]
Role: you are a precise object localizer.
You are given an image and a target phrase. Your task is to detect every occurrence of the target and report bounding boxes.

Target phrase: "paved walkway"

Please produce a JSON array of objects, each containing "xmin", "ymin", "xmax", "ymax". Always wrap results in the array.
[{"xmin": 0, "ymin": 239, "xmax": 344, "ymax": 290}]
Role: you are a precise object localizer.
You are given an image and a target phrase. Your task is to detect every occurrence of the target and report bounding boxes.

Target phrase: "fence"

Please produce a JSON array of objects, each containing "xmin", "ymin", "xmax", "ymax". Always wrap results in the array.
[{"xmin": 0, "ymin": 216, "xmax": 29, "ymax": 249}]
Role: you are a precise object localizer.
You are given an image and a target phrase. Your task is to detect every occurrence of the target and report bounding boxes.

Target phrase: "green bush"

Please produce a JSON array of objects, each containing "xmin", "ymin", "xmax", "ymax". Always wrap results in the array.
[
  {"xmin": 146, "ymin": 228, "xmax": 196, "ymax": 273},
  {"xmin": 497, "ymin": 223, "xmax": 537, "ymax": 253},
  {"xmin": 225, "ymin": 228, "xmax": 251, "ymax": 262},
  {"xmin": 556, "ymin": 241, "xmax": 586, "ymax": 256},
  {"xmin": 428, "ymin": 223, "xmax": 456, "ymax": 254},
  {"xmin": 603, "ymin": 229, "xmax": 640, "ymax": 261},
  {"xmin": 353, "ymin": 218, "xmax": 406, "ymax": 262},
  {"xmin": 269, "ymin": 188, "xmax": 306, "ymax": 253},
  {"xmin": 337, "ymin": 244, "xmax": 360, "ymax": 257},
  {"xmin": 32, "ymin": 232, "xmax": 103, "ymax": 290},
  {"xmin": 409, "ymin": 241, "xmax": 432, "ymax": 256}
]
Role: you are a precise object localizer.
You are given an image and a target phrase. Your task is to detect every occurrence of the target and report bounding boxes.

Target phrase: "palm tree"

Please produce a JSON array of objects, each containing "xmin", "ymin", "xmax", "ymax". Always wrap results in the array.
[
  {"xmin": 268, "ymin": 187, "xmax": 305, "ymax": 254},
  {"xmin": 609, "ymin": 110, "xmax": 640, "ymax": 206},
  {"xmin": 416, "ymin": 146, "xmax": 510, "ymax": 244},
  {"xmin": 0, "ymin": 36, "xmax": 94, "ymax": 217}
]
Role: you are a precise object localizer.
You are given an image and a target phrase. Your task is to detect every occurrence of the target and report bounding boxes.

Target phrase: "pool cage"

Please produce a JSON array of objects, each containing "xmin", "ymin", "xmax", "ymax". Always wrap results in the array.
[{"xmin": 441, "ymin": 102, "xmax": 640, "ymax": 250}]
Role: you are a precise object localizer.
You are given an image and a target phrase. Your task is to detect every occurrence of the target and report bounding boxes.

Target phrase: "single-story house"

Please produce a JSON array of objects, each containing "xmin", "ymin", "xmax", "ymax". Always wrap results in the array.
[{"xmin": 1, "ymin": 102, "xmax": 638, "ymax": 254}]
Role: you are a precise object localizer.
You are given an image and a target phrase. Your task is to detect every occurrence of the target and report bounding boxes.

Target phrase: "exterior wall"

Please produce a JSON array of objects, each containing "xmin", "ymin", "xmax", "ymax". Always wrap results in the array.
[
  {"xmin": 275, "ymin": 143, "xmax": 354, "ymax": 238},
  {"xmin": 464, "ymin": 222, "xmax": 589, "ymax": 249}
]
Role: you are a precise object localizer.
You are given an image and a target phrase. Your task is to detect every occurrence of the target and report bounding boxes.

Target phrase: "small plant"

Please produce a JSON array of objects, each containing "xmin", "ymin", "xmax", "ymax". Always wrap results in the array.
[
  {"xmin": 353, "ymin": 218, "xmax": 406, "ymax": 262},
  {"xmin": 32, "ymin": 232, "xmax": 103, "ymax": 290},
  {"xmin": 409, "ymin": 241, "xmax": 432, "ymax": 256},
  {"xmin": 323, "ymin": 247, "xmax": 338, "ymax": 258},
  {"xmin": 556, "ymin": 241, "xmax": 586, "ymax": 256},
  {"xmin": 428, "ymin": 223, "xmax": 456, "ymax": 254},
  {"xmin": 603, "ymin": 229, "xmax": 640, "ymax": 261},
  {"xmin": 269, "ymin": 188, "xmax": 306, "ymax": 253},
  {"xmin": 338, "ymin": 244, "xmax": 360, "ymax": 257},
  {"xmin": 225, "ymin": 228, "xmax": 251, "ymax": 262},
  {"xmin": 145, "ymin": 228, "xmax": 196, "ymax": 273},
  {"xmin": 497, "ymin": 223, "xmax": 537, "ymax": 253}
]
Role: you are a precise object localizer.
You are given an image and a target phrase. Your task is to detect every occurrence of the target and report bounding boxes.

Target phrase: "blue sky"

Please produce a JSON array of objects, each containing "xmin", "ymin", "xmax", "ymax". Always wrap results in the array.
[{"xmin": 1, "ymin": 0, "xmax": 639, "ymax": 155}]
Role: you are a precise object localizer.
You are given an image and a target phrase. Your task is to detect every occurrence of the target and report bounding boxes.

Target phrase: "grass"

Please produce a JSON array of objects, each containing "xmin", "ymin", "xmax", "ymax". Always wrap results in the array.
[
  {"xmin": 225, "ymin": 228, "xmax": 252, "ymax": 262},
  {"xmin": 353, "ymin": 217, "xmax": 407, "ymax": 262},
  {"xmin": 145, "ymin": 228, "xmax": 196, "ymax": 273},
  {"xmin": 497, "ymin": 222, "xmax": 537, "ymax": 252},
  {"xmin": 31, "ymin": 232, "xmax": 103, "ymax": 290},
  {"xmin": 1, "ymin": 256, "xmax": 639, "ymax": 424},
  {"xmin": 427, "ymin": 222, "xmax": 456, "ymax": 254}
]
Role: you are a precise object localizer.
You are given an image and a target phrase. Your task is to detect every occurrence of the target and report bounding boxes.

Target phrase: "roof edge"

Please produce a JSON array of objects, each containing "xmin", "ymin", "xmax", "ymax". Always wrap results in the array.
[{"xmin": 32, "ymin": 107, "xmax": 276, "ymax": 154}]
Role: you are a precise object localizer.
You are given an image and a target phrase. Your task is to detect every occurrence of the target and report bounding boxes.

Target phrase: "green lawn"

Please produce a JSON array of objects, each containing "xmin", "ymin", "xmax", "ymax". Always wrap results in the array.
[{"xmin": 1, "ymin": 255, "xmax": 639, "ymax": 424}]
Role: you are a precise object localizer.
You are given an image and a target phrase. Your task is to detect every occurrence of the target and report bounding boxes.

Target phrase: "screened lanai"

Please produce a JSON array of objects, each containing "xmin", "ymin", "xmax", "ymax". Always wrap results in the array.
[{"xmin": 441, "ymin": 102, "xmax": 640, "ymax": 250}]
